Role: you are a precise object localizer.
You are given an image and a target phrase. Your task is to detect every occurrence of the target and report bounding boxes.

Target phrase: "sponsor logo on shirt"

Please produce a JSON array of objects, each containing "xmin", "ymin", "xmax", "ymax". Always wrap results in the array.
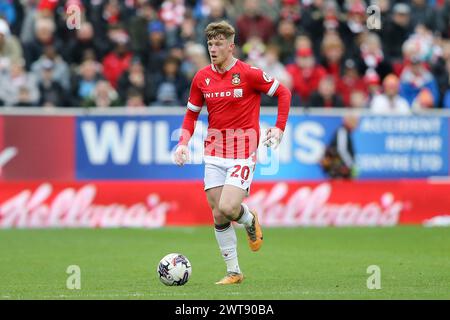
[
  {"xmin": 203, "ymin": 90, "xmax": 244, "ymax": 99},
  {"xmin": 203, "ymin": 91, "xmax": 232, "ymax": 98},
  {"xmin": 233, "ymin": 89, "xmax": 243, "ymax": 97}
]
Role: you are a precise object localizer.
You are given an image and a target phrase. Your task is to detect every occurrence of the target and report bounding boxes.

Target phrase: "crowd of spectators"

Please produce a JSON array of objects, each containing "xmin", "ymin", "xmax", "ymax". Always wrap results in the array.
[{"xmin": 0, "ymin": 0, "xmax": 449, "ymax": 112}]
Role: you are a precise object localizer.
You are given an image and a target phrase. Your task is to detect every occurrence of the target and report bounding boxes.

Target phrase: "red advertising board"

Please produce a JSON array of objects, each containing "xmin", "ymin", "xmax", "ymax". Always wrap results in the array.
[
  {"xmin": 0, "ymin": 115, "xmax": 9, "ymax": 179},
  {"xmin": 1, "ymin": 116, "xmax": 75, "ymax": 181},
  {"xmin": 0, "ymin": 181, "xmax": 449, "ymax": 228}
]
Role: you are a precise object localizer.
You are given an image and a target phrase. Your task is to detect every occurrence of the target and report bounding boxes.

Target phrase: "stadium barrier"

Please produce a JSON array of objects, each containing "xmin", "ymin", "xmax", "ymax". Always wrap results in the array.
[{"xmin": 1, "ymin": 107, "xmax": 449, "ymax": 227}]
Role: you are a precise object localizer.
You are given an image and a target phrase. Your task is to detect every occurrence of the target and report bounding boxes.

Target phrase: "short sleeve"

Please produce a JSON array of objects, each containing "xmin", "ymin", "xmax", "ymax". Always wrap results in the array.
[
  {"xmin": 247, "ymin": 66, "xmax": 280, "ymax": 97},
  {"xmin": 187, "ymin": 73, "xmax": 204, "ymax": 112}
]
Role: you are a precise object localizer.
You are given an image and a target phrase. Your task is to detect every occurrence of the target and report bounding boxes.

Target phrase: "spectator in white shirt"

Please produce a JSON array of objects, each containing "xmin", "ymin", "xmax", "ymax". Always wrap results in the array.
[{"xmin": 370, "ymin": 74, "xmax": 411, "ymax": 115}]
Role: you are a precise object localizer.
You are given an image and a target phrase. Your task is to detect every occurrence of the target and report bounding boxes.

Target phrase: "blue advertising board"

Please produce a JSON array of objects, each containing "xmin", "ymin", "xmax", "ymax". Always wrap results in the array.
[
  {"xmin": 75, "ymin": 114, "xmax": 449, "ymax": 181},
  {"xmin": 353, "ymin": 116, "xmax": 449, "ymax": 178}
]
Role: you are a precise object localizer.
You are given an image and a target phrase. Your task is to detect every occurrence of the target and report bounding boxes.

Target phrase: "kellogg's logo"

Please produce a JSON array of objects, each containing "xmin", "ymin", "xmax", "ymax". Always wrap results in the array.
[
  {"xmin": 0, "ymin": 184, "xmax": 171, "ymax": 228},
  {"xmin": 245, "ymin": 183, "xmax": 404, "ymax": 226}
]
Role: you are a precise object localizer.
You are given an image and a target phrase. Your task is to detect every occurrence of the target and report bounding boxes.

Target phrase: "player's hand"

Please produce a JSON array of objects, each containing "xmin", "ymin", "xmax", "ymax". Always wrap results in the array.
[
  {"xmin": 262, "ymin": 127, "xmax": 283, "ymax": 149},
  {"xmin": 174, "ymin": 144, "xmax": 190, "ymax": 166}
]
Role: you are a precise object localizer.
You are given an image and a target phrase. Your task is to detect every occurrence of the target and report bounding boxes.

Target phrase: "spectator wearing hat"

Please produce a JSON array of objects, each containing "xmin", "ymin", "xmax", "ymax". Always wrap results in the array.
[
  {"xmin": 102, "ymin": 30, "xmax": 133, "ymax": 88},
  {"xmin": 0, "ymin": 0, "xmax": 16, "ymax": 25},
  {"xmin": 370, "ymin": 74, "xmax": 411, "ymax": 114},
  {"xmin": 37, "ymin": 58, "xmax": 68, "ymax": 107},
  {"xmin": 364, "ymin": 69, "xmax": 382, "ymax": 101},
  {"xmin": 399, "ymin": 55, "xmax": 440, "ymax": 106},
  {"xmin": 140, "ymin": 20, "xmax": 168, "ymax": 74},
  {"xmin": 37, "ymin": 0, "xmax": 58, "ymax": 12},
  {"xmin": 286, "ymin": 46, "xmax": 327, "ymax": 105},
  {"xmin": 382, "ymin": 3, "xmax": 413, "ymax": 61},
  {"xmin": 0, "ymin": 18, "xmax": 23, "ymax": 70}
]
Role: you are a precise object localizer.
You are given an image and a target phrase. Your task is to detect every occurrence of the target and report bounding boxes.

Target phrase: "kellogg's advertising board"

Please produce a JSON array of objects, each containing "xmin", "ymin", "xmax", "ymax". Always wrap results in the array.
[{"xmin": 0, "ymin": 180, "xmax": 449, "ymax": 228}]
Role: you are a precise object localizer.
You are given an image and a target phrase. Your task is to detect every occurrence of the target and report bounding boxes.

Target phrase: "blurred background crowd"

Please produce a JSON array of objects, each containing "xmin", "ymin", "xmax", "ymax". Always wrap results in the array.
[{"xmin": 0, "ymin": 0, "xmax": 449, "ymax": 113}]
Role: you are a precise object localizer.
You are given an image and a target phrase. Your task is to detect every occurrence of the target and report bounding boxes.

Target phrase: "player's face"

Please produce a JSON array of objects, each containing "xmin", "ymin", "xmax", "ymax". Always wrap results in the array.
[{"xmin": 207, "ymin": 35, "xmax": 234, "ymax": 67}]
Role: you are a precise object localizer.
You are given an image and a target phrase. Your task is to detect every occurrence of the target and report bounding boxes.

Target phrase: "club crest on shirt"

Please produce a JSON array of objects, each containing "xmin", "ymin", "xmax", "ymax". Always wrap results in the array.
[{"xmin": 231, "ymin": 73, "xmax": 241, "ymax": 85}]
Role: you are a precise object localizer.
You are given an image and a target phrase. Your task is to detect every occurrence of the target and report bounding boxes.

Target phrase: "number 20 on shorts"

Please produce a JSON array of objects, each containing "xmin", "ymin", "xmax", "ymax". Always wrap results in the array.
[{"xmin": 231, "ymin": 165, "xmax": 251, "ymax": 181}]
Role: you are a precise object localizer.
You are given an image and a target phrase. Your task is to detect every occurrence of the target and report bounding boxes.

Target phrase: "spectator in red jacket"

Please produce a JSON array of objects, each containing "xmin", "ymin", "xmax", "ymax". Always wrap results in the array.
[
  {"xmin": 102, "ymin": 31, "xmax": 132, "ymax": 88},
  {"xmin": 236, "ymin": 0, "xmax": 275, "ymax": 46},
  {"xmin": 286, "ymin": 47, "xmax": 327, "ymax": 106},
  {"xmin": 336, "ymin": 58, "xmax": 367, "ymax": 106}
]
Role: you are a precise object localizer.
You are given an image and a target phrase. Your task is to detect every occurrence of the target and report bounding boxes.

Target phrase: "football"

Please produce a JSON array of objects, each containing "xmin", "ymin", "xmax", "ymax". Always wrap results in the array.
[{"xmin": 157, "ymin": 253, "xmax": 192, "ymax": 286}]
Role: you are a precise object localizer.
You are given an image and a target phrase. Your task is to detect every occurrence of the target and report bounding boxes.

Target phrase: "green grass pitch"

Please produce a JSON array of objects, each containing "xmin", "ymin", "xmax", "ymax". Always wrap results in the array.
[{"xmin": 0, "ymin": 226, "xmax": 449, "ymax": 299}]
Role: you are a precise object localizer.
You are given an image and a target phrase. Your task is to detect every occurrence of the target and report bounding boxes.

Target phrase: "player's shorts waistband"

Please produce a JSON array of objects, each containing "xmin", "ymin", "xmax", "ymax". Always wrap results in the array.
[{"xmin": 204, "ymin": 153, "xmax": 256, "ymax": 166}]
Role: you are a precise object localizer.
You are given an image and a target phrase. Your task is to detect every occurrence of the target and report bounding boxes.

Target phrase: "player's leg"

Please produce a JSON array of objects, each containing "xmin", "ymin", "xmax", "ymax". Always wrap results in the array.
[
  {"xmin": 204, "ymin": 161, "xmax": 243, "ymax": 284},
  {"xmin": 206, "ymin": 187, "xmax": 243, "ymax": 284},
  {"xmin": 218, "ymin": 184, "xmax": 263, "ymax": 252}
]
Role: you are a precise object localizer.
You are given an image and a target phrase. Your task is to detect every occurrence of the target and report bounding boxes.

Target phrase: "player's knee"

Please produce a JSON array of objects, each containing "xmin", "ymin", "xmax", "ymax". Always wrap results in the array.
[
  {"xmin": 212, "ymin": 209, "xmax": 228, "ymax": 224},
  {"xmin": 218, "ymin": 202, "xmax": 240, "ymax": 220}
]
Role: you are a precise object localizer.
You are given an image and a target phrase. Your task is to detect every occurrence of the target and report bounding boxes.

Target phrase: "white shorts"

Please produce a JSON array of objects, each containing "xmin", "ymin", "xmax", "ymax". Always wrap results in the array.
[{"xmin": 204, "ymin": 153, "xmax": 256, "ymax": 193}]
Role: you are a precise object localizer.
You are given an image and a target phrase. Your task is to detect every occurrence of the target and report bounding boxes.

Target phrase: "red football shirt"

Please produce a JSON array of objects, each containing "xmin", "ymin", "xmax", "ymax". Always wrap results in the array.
[{"xmin": 186, "ymin": 59, "xmax": 282, "ymax": 159}]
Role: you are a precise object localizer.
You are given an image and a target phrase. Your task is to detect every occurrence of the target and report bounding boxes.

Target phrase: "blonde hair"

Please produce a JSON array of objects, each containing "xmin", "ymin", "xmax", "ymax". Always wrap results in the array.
[
  {"xmin": 321, "ymin": 33, "xmax": 344, "ymax": 52},
  {"xmin": 204, "ymin": 20, "xmax": 235, "ymax": 42}
]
